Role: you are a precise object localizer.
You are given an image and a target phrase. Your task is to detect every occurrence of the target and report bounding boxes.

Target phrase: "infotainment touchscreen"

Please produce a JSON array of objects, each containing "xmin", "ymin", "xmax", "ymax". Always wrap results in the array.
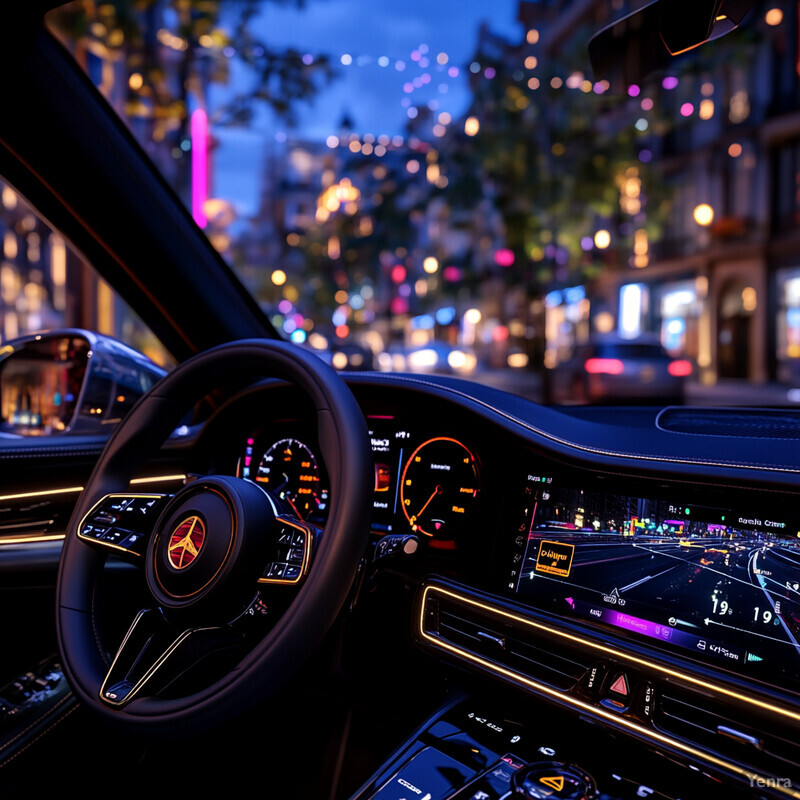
[{"xmin": 508, "ymin": 474, "xmax": 800, "ymax": 685}]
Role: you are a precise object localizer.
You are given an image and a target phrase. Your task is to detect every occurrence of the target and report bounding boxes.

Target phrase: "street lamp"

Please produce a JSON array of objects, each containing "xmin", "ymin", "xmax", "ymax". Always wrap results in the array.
[
  {"xmin": 594, "ymin": 229, "xmax": 611, "ymax": 249},
  {"xmin": 693, "ymin": 203, "xmax": 714, "ymax": 226}
]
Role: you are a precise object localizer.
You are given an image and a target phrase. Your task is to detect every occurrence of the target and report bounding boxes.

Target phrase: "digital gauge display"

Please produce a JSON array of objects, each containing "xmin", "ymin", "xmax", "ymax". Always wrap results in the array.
[
  {"xmin": 509, "ymin": 474, "xmax": 800, "ymax": 687},
  {"xmin": 251, "ymin": 438, "xmax": 328, "ymax": 521},
  {"xmin": 400, "ymin": 437, "xmax": 480, "ymax": 541}
]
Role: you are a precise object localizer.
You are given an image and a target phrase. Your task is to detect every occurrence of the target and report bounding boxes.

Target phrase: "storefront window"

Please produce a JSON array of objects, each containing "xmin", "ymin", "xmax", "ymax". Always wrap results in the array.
[
  {"xmin": 544, "ymin": 286, "xmax": 589, "ymax": 367},
  {"xmin": 658, "ymin": 280, "xmax": 700, "ymax": 357}
]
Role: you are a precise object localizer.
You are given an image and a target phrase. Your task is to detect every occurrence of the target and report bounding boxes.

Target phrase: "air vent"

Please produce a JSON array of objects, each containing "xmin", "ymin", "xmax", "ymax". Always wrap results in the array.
[
  {"xmin": 657, "ymin": 408, "xmax": 800, "ymax": 439},
  {"xmin": 656, "ymin": 688, "xmax": 800, "ymax": 775},
  {"xmin": 423, "ymin": 590, "xmax": 591, "ymax": 692}
]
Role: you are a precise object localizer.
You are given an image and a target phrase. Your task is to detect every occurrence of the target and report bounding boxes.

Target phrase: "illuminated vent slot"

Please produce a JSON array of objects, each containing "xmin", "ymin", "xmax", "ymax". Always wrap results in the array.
[
  {"xmin": 428, "ymin": 595, "xmax": 590, "ymax": 692},
  {"xmin": 657, "ymin": 690, "xmax": 800, "ymax": 775}
]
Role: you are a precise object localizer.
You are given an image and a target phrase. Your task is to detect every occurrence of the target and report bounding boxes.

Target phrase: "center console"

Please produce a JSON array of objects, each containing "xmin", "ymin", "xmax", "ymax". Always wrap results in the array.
[{"xmin": 350, "ymin": 695, "xmax": 763, "ymax": 799}]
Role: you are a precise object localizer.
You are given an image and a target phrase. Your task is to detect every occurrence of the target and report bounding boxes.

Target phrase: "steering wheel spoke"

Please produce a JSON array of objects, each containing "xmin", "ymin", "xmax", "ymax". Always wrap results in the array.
[
  {"xmin": 77, "ymin": 493, "xmax": 170, "ymax": 558},
  {"xmin": 100, "ymin": 608, "xmax": 241, "ymax": 707}
]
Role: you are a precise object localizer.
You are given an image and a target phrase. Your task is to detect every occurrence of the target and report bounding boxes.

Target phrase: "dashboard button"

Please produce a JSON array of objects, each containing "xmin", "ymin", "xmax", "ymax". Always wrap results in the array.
[
  {"xmin": 510, "ymin": 761, "xmax": 596, "ymax": 800},
  {"xmin": 608, "ymin": 672, "xmax": 630, "ymax": 698},
  {"xmin": 580, "ymin": 664, "xmax": 607, "ymax": 698},
  {"xmin": 640, "ymin": 683, "xmax": 655, "ymax": 720},
  {"xmin": 600, "ymin": 672, "xmax": 632, "ymax": 712}
]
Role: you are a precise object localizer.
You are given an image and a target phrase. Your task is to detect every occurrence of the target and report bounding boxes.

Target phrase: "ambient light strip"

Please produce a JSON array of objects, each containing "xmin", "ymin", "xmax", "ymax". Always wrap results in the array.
[
  {"xmin": 0, "ymin": 475, "xmax": 185, "ymax": 505},
  {"xmin": 130, "ymin": 475, "xmax": 187, "ymax": 485},
  {"xmin": 0, "ymin": 486, "xmax": 84, "ymax": 502},
  {"xmin": 422, "ymin": 584, "xmax": 800, "ymax": 724},
  {"xmin": 0, "ymin": 533, "xmax": 66, "ymax": 545},
  {"xmin": 419, "ymin": 585, "xmax": 800, "ymax": 799}
]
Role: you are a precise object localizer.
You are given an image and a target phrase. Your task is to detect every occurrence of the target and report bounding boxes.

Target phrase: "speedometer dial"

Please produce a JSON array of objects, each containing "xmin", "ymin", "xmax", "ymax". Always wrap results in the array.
[
  {"xmin": 400, "ymin": 437, "xmax": 480, "ymax": 539},
  {"xmin": 256, "ymin": 438, "xmax": 328, "ymax": 520}
]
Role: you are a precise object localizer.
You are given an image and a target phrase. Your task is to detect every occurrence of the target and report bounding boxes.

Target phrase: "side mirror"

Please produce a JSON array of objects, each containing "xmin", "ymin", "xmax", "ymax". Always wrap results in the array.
[
  {"xmin": 588, "ymin": 0, "xmax": 755, "ymax": 91},
  {"xmin": 0, "ymin": 329, "xmax": 166, "ymax": 436}
]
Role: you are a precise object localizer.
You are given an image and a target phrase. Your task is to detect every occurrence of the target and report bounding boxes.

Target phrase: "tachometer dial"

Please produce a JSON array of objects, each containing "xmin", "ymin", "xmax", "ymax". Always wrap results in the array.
[
  {"xmin": 256, "ymin": 438, "xmax": 328, "ymax": 520},
  {"xmin": 400, "ymin": 437, "xmax": 480, "ymax": 540}
]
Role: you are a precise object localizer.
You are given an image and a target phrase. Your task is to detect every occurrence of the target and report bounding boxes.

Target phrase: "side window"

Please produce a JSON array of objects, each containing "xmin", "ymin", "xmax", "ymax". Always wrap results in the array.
[{"xmin": 0, "ymin": 177, "xmax": 172, "ymax": 369}]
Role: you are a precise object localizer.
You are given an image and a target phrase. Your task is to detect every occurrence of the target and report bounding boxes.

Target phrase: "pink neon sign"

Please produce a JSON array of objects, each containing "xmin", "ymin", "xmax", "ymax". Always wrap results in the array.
[{"xmin": 191, "ymin": 108, "xmax": 208, "ymax": 228}]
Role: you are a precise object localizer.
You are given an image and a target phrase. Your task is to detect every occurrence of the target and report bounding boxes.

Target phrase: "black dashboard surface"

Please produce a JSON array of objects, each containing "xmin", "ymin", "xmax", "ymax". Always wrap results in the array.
[{"xmin": 189, "ymin": 372, "xmax": 800, "ymax": 797}]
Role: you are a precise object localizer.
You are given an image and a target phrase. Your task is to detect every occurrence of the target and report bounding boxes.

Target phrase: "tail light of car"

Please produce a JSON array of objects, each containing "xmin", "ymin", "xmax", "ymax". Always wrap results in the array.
[
  {"xmin": 584, "ymin": 357, "xmax": 624, "ymax": 375},
  {"xmin": 668, "ymin": 359, "xmax": 693, "ymax": 377}
]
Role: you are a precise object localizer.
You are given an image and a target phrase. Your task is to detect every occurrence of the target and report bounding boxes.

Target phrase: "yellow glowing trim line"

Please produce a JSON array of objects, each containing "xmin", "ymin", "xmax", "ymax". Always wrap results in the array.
[
  {"xmin": 0, "ymin": 475, "xmax": 184, "ymax": 505},
  {"xmin": 130, "ymin": 474, "xmax": 186, "ymax": 485},
  {"xmin": 0, "ymin": 486, "xmax": 83, "ymax": 502},
  {"xmin": 0, "ymin": 533, "xmax": 66, "ymax": 545},
  {"xmin": 421, "ymin": 584, "xmax": 800, "ymax": 724}
]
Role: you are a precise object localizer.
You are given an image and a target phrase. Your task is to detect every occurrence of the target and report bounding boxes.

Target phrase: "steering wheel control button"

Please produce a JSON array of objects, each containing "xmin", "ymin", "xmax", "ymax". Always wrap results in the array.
[
  {"xmin": 372, "ymin": 746, "xmax": 476, "ymax": 800},
  {"xmin": 78, "ymin": 493, "xmax": 167, "ymax": 556},
  {"xmin": 266, "ymin": 562, "xmax": 286, "ymax": 579},
  {"xmin": 373, "ymin": 533, "xmax": 420, "ymax": 561},
  {"xmin": 259, "ymin": 517, "xmax": 313, "ymax": 585},
  {"xmin": 510, "ymin": 762, "xmax": 596, "ymax": 800}
]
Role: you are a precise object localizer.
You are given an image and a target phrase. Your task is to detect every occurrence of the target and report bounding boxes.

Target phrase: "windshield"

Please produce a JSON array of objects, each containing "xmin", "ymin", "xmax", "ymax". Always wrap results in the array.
[{"xmin": 46, "ymin": 0, "xmax": 800, "ymax": 407}]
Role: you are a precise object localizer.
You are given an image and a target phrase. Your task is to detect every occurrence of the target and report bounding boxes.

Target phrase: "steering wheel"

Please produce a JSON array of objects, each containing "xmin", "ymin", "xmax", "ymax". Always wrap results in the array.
[{"xmin": 56, "ymin": 339, "xmax": 372, "ymax": 735}]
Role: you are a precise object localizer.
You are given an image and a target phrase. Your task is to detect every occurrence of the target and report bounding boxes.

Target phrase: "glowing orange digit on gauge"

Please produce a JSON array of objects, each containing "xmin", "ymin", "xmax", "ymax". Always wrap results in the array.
[{"xmin": 399, "ymin": 437, "xmax": 479, "ymax": 540}]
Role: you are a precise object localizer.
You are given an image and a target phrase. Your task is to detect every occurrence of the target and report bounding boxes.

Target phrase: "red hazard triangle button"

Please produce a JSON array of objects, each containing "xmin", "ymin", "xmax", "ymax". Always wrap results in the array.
[{"xmin": 609, "ymin": 673, "xmax": 629, "ymax": 697}]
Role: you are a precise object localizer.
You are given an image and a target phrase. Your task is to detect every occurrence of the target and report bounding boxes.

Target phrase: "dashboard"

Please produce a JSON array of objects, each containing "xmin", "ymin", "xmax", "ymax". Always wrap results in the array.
[
  {"xmin": 196, "ymin": 373, "xmax": 800, "ymax": 798},
  {"xmin": 232, "ymin": 415, "xmax": 481, "ymax": 545}
]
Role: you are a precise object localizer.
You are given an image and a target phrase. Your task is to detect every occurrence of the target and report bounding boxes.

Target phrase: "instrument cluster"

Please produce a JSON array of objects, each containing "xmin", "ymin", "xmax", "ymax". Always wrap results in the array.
[
  {"xmin": 235, "ymin": 417, "xmax": 482, "ymax": 550},
  {"xmin": 236, "ymin": 432, "xmax": 330, "ymax": 525}
]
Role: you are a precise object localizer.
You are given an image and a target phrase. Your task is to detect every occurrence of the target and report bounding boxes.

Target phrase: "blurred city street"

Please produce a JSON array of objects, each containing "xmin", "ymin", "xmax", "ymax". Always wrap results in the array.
[{"xmin": 476, "ymin": 369, "xmax": 800, "ymax": 408}]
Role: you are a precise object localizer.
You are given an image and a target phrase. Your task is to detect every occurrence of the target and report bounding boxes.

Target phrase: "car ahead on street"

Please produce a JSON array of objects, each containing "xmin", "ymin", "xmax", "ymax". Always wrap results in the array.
[
  {"xmin": 0, "ymin": 3, "xmax": 798, "ymax": 800},
  {"xmin": 548, "ymin": 335, "xmax": 691, "ymax": 404}
]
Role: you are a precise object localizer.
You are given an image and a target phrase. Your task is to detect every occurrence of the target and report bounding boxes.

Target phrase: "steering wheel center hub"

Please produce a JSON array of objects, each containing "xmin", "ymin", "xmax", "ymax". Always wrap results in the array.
[
  {"xmin": 167, "ymin": 515, "xmax": 206, "ymax": 570},
  {"xmin": 146, "ymin": 475, "xmax": 275, "ymax": 621}
]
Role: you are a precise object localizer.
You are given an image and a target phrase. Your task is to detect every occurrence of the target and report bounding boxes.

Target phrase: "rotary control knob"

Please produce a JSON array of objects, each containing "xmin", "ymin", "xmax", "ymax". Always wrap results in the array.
[{"xmin": 511, "ymin": 761, "xmax": 597, "ymax": 799}]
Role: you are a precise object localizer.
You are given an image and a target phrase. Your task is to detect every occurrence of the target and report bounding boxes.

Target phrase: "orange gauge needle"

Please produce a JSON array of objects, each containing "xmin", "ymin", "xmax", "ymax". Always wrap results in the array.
[
  {"xmin": 286, "ymin": 495, "xmax": 302, "ymax": 518},
  {"xmin": 416, "ymin": 485, "xmax": 442, "ymax": 521}
]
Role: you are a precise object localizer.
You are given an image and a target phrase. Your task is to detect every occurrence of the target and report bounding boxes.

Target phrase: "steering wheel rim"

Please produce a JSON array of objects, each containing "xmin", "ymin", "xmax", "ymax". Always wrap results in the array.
[{"xmin": 56, "ymin": 339, "xmax": 372, "ymax": 735}]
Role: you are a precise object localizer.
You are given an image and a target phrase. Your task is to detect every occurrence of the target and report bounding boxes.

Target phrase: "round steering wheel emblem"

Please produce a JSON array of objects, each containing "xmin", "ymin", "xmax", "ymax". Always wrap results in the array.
[{"xmin": 168, "ymin": 516, "xmax": 206, "ymax": 569}]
